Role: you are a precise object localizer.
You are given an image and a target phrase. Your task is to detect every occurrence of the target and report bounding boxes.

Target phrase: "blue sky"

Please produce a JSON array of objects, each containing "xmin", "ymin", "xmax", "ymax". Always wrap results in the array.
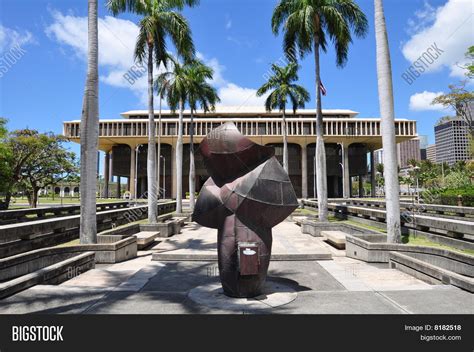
[{"xmin": 0, "ymin": 0, "xmax": 472, "ymax": 156}]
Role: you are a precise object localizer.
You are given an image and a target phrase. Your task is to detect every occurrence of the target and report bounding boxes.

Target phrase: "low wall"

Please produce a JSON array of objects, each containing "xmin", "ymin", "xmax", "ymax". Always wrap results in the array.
[
  {"xmin": 0, "ymin": 201, "xmax": 176, "ymax": 258},
  {"xmin": 389, "ymin": 252, "xmax": 474, "ymax": 293},
  {"xmin": 0, "ymin": 252, "xmax": 95, "ymax": 299},
  {"xmin": 301, "ymin": 220, "xmax": 381, "ymax": 237}
]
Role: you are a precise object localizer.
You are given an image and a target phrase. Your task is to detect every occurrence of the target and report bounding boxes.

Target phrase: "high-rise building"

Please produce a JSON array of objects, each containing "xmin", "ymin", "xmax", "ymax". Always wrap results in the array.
[
  {"xmin": 418, "ymin": 135, "xmax": 429, "ymax": 160},
  {"xmin": 397, "ymin": 137, "xmax": 421, "ymax": 168},
  {"xmin": 434, "ymin": 118, "xmax": 470, "ymax": 165},
  {"xmin": 426, "ymin": 144, "xmax": 437, "ymax": 163}
]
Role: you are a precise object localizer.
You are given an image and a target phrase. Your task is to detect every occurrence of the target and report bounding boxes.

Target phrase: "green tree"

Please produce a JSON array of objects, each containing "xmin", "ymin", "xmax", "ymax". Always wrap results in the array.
[
  {"xmin": 6, "ymin": 130, "xmax": 78, "ymax": 208},
  {"xmin": 107, "ymin": 0, "xmax": 197, "ymax": 223},
  {"xmin": 0, "ymin": 118, "xmax": 13, "ymax": 208},
  {"xmin": 272, "ymin": 0, "xmax": 368, "ymax": 221},
  {"xmin": 256, "ymin": 62, "xmax": 310, "ymax": 173}
]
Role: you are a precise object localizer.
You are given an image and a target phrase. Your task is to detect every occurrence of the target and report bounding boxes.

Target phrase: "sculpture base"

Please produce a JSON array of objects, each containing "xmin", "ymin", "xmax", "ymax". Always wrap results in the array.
[
  {"xmin": 188, "ymin": 280, "xmax": 297, "ymax": 311},
  {"xmin": 217, "ymin": 215, "xmax": 272, "ymax": 298}
]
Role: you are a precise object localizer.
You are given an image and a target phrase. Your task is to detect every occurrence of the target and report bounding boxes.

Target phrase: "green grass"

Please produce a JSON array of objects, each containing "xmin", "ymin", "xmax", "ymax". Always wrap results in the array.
[
  {"xmin": 55, "ymin": 239, "xmax": 80, "ymax": 247},
  {"xmin": 402, "ymin": 235, "xmax": 474, "ymax": 256}
]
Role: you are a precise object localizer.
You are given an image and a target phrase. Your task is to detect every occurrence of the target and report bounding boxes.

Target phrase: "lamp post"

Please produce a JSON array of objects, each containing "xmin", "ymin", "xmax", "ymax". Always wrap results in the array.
[
  {"xmin": 160, "ymin": 155, "xmax": 166, "ymax": 199},
  {"xmin": 413, "ymin": 165, "xmax": 420, "ymax": 204}
]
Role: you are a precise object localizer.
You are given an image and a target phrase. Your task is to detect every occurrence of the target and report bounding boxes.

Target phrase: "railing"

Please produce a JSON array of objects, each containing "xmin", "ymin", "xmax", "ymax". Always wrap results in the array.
[
  {"xmin": 63, "ymin": 118, "xmax": 417, "ymax": 139},
  {"xmin": 0, "ymin": 201, "xmax": 130, "ymax": 225},
  {"xmin": 301, "ymin": 199, "xmax": 474, "ymax": 240}
]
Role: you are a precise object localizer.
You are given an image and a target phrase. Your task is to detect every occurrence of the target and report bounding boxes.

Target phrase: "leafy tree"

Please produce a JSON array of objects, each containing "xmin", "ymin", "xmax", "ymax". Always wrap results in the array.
[
  {"xmin": 0, "ymin": 118, "xmax": 13, "ymax": 208},
  {"xmin": 5, "ymin": 130, "xmax": 78, "ymax": 208}
]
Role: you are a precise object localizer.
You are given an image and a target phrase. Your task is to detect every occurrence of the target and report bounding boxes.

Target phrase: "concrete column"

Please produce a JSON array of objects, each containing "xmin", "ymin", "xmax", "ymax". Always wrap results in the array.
[
  {"xmin": 342, "ymin": 143, "xmax": 350, "ymax": 199},
  {"xmin": 171, "ymin": 144, "xmax": 177, "ymax": 199},
  {"xmin": 358, "ymin": 176, "xmax": 364, "ymax": 198},
  {"xmin": 103, "ymin": 151, "xmax": 110, "ymax": 198},
  {"xmin": 130, "ymin": 145, "xmax": 136, "ymax": 199},
  {"xmin": 301, "ymin": 144, "xmax": 308, "ymax": 199},
  {"xmin": 116, "ymin": 176, "xmax": 121, "ymax": 198},
  {"xmin": 109, "ymin": 150, "xmax": 113, "ymax": 182},
  {"xmin": 370, "ymin": 150, "xmax": 376, "ymax": 197}
]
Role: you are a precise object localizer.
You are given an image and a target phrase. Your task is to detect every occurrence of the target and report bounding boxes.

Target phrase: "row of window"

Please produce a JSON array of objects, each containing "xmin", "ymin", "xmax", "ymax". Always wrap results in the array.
[{"xmin": 65, "ymin": 120, "xmax": 416, "ymax": 138}]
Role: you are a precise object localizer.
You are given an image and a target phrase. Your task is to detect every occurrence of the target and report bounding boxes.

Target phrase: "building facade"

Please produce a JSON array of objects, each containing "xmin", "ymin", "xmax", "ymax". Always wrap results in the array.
[
  {"xmin": 426, "ymin": 144, "xmax": 437, "ymax": 163},
  {"xmin": 434, "ymin": 118, "xmax": 471, "ymax": 165},
  {"xmin": 397, "ymin": 137, "xmax": 421, "ymax": 168},
  {"xmin": 63, "ymin": 107, "xmax": 417, "ymax": 199}
]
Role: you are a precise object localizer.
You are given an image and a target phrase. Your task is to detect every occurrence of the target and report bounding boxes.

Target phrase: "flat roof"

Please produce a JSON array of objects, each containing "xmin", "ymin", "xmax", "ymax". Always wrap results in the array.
[{"xmin": 120, "ymin": 106, "xmax": 359, "ymax": 118}]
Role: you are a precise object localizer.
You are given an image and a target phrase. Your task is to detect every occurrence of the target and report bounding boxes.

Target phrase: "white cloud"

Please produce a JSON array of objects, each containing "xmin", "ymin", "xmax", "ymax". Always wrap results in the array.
[
  {"xmin": 218, "ymin": 83, "xmax": 266, "ymax": 107},
  {"xmin": 0, "ymin": 24, "xmax": 35, "ymax": 52},
  {"xmin": 45, "ymin": 10, "xmax": 265, "ymax": 108},
  {"xmin": 402, "ymin": 0, "xmax": 473, "ymax": 78},
  {"xmin": 409, "ymin": 91, "xmax": 445, "ymax": 111},
  {"xmin": 45, "ymin": 10, "xmax": 152, "ymax": 104},
  {"xmin": 225, "ymin": 19, "xmax": 232, "ymax": 30}
]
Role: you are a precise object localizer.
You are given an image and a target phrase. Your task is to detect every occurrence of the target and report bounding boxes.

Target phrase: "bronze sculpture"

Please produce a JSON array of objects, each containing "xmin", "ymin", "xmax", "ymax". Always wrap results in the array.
[{"xmin": 193, "ymin": 123, "xmax": 298, "ymax": 298}]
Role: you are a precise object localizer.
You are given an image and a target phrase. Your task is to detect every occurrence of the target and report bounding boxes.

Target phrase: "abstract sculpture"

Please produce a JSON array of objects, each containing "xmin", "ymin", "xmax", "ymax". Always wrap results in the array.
[{"xmin": 193, "ymin": 122, "xmax": 298, "ymax": 298}]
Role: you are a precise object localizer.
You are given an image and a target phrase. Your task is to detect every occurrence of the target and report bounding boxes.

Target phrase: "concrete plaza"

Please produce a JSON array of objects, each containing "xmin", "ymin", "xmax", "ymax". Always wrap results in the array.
[{"xmin": 0, "ymin": 220, "xmax": 472, "ymax": 314}]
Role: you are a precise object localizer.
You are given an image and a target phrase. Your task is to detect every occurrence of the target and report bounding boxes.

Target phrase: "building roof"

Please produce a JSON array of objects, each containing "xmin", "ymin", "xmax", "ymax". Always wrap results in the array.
[{"xmin": 120, "ymin": 106, "xmax": 359, "ymax": 118}]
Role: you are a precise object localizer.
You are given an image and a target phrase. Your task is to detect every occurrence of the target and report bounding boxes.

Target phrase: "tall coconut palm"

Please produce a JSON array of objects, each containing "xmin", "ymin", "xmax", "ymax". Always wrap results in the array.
[
  {"xmin": 183, "ymin": 60, "xmax": 220, "ymax": 210},
  {"xmin": 256, "ymin": 62, "xmax": 310, "ymax": 173},
  {"xmin": 157, "ymin": 57, "xmax": 220, "ymax": 212},
  {"xmin": 80, "ymin": 0, "xmax": 99, "ymax": 244},
  {"xmin": 156, "ymin": 55, "xmax": 187, "ymax": 213},
  {"xmin": 272, "ymin": 0, "xmax": 368, "ymax": 221},
  {"xmin": 107, "ymin": 0, "xmax": 196, "ymax": 223},
  {"xmin": 374, "ymin": 0, "xmax": 401, "ymax": 243}
]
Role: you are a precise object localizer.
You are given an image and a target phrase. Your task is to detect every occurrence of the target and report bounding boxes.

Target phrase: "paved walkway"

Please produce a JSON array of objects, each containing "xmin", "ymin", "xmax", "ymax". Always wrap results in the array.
[{"xmin": 0, "ymin": 220, "xmax": 472, "ymax": 314}]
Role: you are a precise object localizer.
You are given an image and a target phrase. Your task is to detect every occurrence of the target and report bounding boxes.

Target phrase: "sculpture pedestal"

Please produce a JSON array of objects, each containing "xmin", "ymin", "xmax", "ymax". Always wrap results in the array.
[
  {"xmin": 217, "ymin": 214, "xmax": 272, "ymax": 298},
  {"xmin": 188, "ymin": 280, "xmax": 297, "ymax": 311}
]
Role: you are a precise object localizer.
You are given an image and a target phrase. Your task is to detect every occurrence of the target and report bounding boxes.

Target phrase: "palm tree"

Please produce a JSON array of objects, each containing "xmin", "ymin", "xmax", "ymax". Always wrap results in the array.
[
  {"xmin": 157, "ymin": 58, "xmax": 220, "ymax": 212},
  {"xmin": 156, "ymin": 55, "xmax": 187, "ymax": 213},
  {"xmin": 80, "ymin": 0, "xmax": 99, "ymax": 244},
  {"xmin": 183, "ymin": 60, "xmax": 220, "ymax": 210},
  {"xmin": 272, "ymin": 0, "xmax": 368, "ymax": 222},
  {"xmin": 374, "ymin": 0, "xmax": 400, "ymax": 243},
  {"xmin": 107, "ymin": 0, "xmax": 196, "ymax": 223},
  {"xmin": 256, "ymin": 62, "xmax": 309, "ymax": 173}
]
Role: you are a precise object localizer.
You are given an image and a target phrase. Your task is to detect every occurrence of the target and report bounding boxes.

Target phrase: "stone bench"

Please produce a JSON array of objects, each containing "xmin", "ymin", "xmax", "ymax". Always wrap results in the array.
[
  {"xmin": 321, "ymin": 230, "xmax": 347, "ymax": 249},
  {"xmin": 134, "ymin": 231, "xmax": 160, "ymax": 250},
  {"xmin": 140, "ymin": 218, "xmax": 182, "ymax": 238}
]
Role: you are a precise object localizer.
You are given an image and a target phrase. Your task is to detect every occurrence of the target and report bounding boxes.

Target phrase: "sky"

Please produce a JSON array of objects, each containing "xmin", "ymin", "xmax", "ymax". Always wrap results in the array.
[{"xmin": 0, "ymin": 0, "xmax": 473, "ymax": 158}]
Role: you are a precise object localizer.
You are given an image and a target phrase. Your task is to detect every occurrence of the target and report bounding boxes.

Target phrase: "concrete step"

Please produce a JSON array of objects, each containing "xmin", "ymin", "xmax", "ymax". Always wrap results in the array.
[
  {"xmin": 321, "ymin": 230, "xmax": 347, "ymax": 250},
  {"xmin": 134, "ymin": 231, "xmax": 160, "ymax": 250}
]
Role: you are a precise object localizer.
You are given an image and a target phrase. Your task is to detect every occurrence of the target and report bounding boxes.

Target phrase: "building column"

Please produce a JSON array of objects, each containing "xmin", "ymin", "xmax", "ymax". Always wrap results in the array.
[
  {"xmin": 129, "ymin": 145, "xmax": 136, "ymax": 199},
  {"xmin": 358, "ymin": 176, "xmax": 364, "ymax": 198},
  {"xmin": 301, "ymin": 144, "xmax": 308, "ymax": 199},
  {"xmin": 342, "ymin": 143, "xmax": 350, "ymax": 199},
  {"xmin": 103, "ymin": 151, "xmax": 110, "ymax": 198},
  {"xmin": 171, "ymin": 144, "xmax": 177, "ymax": 199},
  {"xmin": 370, "ymin": 150, "xmax": 376, "ymax": 197},
  {"xmin": 116, "ymin": 176, "xmax": 121, "ymax": 198}
]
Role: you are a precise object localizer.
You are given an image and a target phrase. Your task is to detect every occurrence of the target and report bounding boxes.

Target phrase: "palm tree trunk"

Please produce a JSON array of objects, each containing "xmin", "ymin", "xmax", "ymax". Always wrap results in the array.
[
  {"xmin": 157, "ymin": 95, "xmax": 162, "ymax": 199},
  {"xmin": 314, "ymin": 28, "xmax": 328, "ymax": 221},
  {"xmin": 176, "ymin": 99, "xmax": 184, "ymax": 213},
  {"xmin": 79, "ymin": 0, "xmax": 99, "ymax": 244},
  {"xmin": 189, "ymin": 108, "xmax": 195, "ymax": 211},
  {"xmin": 147, "ymin": 44, "xmax": 157, "ymax": 224},
  {"xmin": 374, "ymin": 0, "xmax": 401, "ymax": 243},
  {"xmin": 282, "ymin": 108, "xmax": 288, "ymax": 173}
]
